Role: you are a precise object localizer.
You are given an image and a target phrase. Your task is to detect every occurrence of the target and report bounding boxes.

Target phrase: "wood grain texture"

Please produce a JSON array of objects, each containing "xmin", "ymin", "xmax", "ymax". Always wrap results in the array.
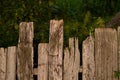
[
  {"xmin": 118, "ymin": 27, "xmax": 120, "ymax": 80},
  {"xmin": 18, "ymin": 22, "xmax": 34, "ymax": 44},
  {"xmin": 63, "ymin": 48, "xmax": 70, "ymax": 80},
  {"xmin": 82, "ymin": 35, "xmax": 95, "ymax": 80},
  {"xmin": 63, "ymin": 38, "xmax": 80, "ymax": 80},
  {"xmin": 95, "ymin": 28, "xmax": 117, "ymax": 80},
  {"xmin": 0, "ymin": 48, "xmax": 6, "ymax": 80},
  {"xmin": 38, "ymin": 43, "xmax": 48, "ymax": 80},
  {"xmin": 17, "ymin": 22, "xmax": 34, "ymax": 80},
  {"xmin": 6, "ymin": 46, "xmax": 16, "ymax": 80},
  {"xmin": 49, "ymin": 20, "xmax": 63, "ymax": 80}
]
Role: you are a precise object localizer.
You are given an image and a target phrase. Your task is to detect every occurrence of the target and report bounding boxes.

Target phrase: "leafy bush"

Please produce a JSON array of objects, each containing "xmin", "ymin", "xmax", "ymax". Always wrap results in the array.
[{"xmin": 0, "ymin": 0, "xmax": 119, "ymax": 47}]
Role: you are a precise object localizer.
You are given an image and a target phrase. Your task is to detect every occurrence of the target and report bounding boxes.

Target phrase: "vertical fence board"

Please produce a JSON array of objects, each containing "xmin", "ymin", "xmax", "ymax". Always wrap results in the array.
[
  {"xmin": 111, "ymin": 29, "xmax": 118, "ymax": 80},
  {"xmin": 49, "ymin": 20, "xmax": 63, "ymax": 80},
  {"xmin": 63, "ymin": 38, "xmax": 80, "ymax": 80},
  {"xmin": 95, "ymin": 28, "xmax": 117, "ymax": 80},
  {"xmin": 63, "ymin": 47, "xmax": 71, "ymax": 80},
  {"xmin": 0, "ymin": 48, "xmax": 6, "ymax": 80},
  {"xmin": 6, "ymin": 46, "xmax": 16, "ymax": 80},
  {"xmin": 17, "ymin": 22, "xmax": 34, "ymax": 80},
  {"xmin": 74, "ymin": 38, "xmax": 80, "ymax": 80},
  {"xmin": 118, "ymin": 27, "xmax": 120, "ymax": 80},
  {"xmin": 82, "ymin": 35, "xmax": 95, "ymax": 80},
  {"xmin": 38, "ymin": 43, "xmax": 48, "ymax": 80},
  {"xmin": 69, "ymin": 38, "xmax": 75, "ymax": 80},
  {"xmin": 95, "ymin": 29, "xmax": 102, "ymax": 80}
]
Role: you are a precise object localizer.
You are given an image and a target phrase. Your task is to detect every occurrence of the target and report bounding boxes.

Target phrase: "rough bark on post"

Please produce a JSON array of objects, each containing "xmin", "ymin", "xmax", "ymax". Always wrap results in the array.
[
  {"xmin": 95, "ymin": 28, "xmax": 117, "ymax": 80},
  {"xmin": 49, "ymin": 20, "xmax": 63, "ymax": 80},
  {"xmin": 6, "ymin": 46, "xmax": 16, "ymax": 80},
  {"xmin": 17, "ymin": 22, "xmax": 34, "ymax": 80},
  {"xmin": 38, "ymin": 43, "xmax": 48, "ymax": 80},
  {"xmin": 82, "ymin": 35, "xmax": 95, "ymax": 80},
  {"xmin": 63, "ymin": 38, "xmax": 80, "ymax": 80},
  {"xmin": 0, "ymin": 48, "xmax": 6, "ymax": 80}
]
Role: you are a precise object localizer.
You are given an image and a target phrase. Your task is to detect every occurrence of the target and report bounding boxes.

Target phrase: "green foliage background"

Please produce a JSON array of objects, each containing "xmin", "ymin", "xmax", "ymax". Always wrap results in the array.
[{"xmin": 0, "ymin": 0, "xmax": 120, "ymax": 47}]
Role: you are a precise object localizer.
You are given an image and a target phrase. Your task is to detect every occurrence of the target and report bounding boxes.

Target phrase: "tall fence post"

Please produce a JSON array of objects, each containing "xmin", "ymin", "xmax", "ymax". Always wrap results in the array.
[
  {"xmin": 17, "ymin": 22, "xmax": 34, "ymax": 80},
  {"xmin": 0, "ymin": 48, "xmax": 6, "ymax": 80},
  {"xmin": 95, "ymin": 28, "xmax": 117, "ymax": 80},
  {"xmin": 82, "ymin": 35, "xmax": 95, "ymax": 80},
  {"xmin": 6, "ymin": 46, "xmax": 16, "ymax": 80},
  {"xmin": 49, "ymin": 20, "xmax": 63, "ymax": 80},
  {"xmin": 63, "ymin": 38, "xmax": 80, "ymax": 80}
]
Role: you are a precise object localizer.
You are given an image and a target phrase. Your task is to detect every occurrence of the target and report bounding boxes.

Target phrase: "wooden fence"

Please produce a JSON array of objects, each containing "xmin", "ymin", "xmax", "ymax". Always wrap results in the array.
[{"xmin": 0, "ymin": 20, "xmax": 120, "ymax": 80}]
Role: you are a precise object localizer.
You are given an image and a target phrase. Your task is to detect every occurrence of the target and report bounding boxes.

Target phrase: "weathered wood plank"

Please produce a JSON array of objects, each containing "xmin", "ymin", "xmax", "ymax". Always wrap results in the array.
[
  {"xmin": 117, "ymin": 26, "xmax": 120, "ymax": 80},
  {"xmin": 0, "ymin": 48, "xmax": 6, "ymax": 80},
  {"xmin": 6, "ymin": 46, "xmax": 16, "ymax": 80},
  {"xmin": 63, "ymin": 47, "xmax": 70, "ymax": 80},
  {"xmin": 73, "ymin": 38, "xmax": 80, "ymax": 80},
  {"xmin": 18, "ymin": 22, "xmax": 34, "ymax": 44},
  {"xmin": 95, "ymin": 28, "xmax": 117, "ymax": 80},
  {"xmin": 63, "ymin": 38, "xmax": 80, "ymax": 80},
  {"xmin": 69, "ymin": 38, "xmax": 75, "ymax": 80},
  {"xmin": 38, "ymin": 43, "xmax": 48, "ymax": 80},
  {"xmin": 109, "ymin": 28, "xmax": 117, "ymax": 80},
  {"xmin": 82, "ymin": 35, "xmax": 95, "ymax": 80},
  {"xmin": 95, "ymin": 29, "xmax": 102, "ymax": 80},
  {"xmin": 49, "ymin": 20, "xmax": 63, "ymax": 80},
  {"xmin": 17, "ymin": 22, "xmax": 34, "ymax": 80}
]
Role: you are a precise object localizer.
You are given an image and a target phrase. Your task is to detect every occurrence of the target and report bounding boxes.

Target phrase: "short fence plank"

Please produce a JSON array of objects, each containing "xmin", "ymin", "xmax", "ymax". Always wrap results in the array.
[
  {"xmin": 82, "ymin": 35, "xmax": 95, "ymax": 80},
  {"xmin": 63, "ymin": 48, "xmax": 71, "ymax": 80},
  {"xmin": 73, "ymin": 38, "xmax": 80, "ymax": 80},
  {"xmin": 0, "ymin": 48, "xmax": 6, "ymax": 80},
  {"xmin": 17, "ymin": 22, "xmax": 34, "ymax": 80},
  {"xmin": 95, "ymin": 28, "xmax": 117, "ymax": 80},
  {"xmin": 63, "ymin": 38, "xmax": 80, "ymax": 80},
  {"xmin": 6, "ymin": 46, "xmax": 16, "ymax": 80},
  {"xmin": 49, "ymin": 20, "xmax": 63, "ymax": 80},
  {"xmin": 38, "ymin": 43, "xmax": 48, "ymax": 80},
  {"xmin": 69, "ymin": 38, "xmax": 75, "ymax": 80}
]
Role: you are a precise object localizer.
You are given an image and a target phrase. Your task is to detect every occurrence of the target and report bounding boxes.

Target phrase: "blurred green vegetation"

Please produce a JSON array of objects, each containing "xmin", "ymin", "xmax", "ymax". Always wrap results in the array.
[{"xmin": 0, "ymin": 0, "xmax": 120, "ymax": 47}]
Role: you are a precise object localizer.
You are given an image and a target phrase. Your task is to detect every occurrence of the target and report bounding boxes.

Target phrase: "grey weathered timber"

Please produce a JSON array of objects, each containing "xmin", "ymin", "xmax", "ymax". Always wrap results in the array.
[
  {"xmin": 49, "ymin": 20, "xmax": 63, "ymax": 80},
  {"xmin": 0, "ymin": 48, "xmax": 6, "ymax": 80},
  {"xmin": 6, "ymin": 46, "xmax": 16, "ymax": 80},
  {"xmin": 38, "ymin": 43, "xmax": 48, "ymax": 80},
  {"xmin": 82, "ymin": 35, "xmax": 95, "ymax": 80},
  {"xmin": 17, "ymin": 22, "xmax": 34, "ymax": 80},
  {"xmin": 63, "ymin": 38, "xmax": 80, "ymax": 80},
  {"xmin": 95, "ymin": 28, "xmax": 117, "ymax": 80}
]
